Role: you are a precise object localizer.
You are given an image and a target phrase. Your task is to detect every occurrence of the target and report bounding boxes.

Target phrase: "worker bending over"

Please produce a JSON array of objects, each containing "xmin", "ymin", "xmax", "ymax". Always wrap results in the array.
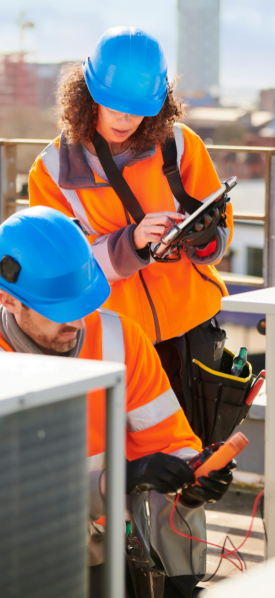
[{"xmin": 0, "ymin": 207, "xmax": 234, "ymax": 598}]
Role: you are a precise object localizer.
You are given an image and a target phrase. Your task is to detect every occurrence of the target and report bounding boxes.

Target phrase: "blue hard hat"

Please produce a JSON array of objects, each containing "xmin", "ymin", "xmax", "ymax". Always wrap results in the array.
[
  {"xmin": 83, "ymin": 26, "xmax": 168, "ymax": 117},
  {"xmin": 0, "ymin": 207, "xmax": 110, "ymax": 323}
]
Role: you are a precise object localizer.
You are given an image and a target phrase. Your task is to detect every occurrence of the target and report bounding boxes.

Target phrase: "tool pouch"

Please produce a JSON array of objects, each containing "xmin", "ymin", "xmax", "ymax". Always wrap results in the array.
[
  {"xmin": 177, "ymin": 317, "xmax": 254, "ymax": 447},
  {"xmin": 190, "ymin": 348, "xmax": 253, "ymax": 447}
]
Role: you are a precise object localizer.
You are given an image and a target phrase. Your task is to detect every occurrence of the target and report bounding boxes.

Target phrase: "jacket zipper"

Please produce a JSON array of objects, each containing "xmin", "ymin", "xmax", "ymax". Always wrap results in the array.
[
  {"xmin": 192, "ymin": 263, "xmax": 224, "ymax": 296},
  {"xmin": 138, "ymin": 271, "xmax": 162, "ymax": 344}
]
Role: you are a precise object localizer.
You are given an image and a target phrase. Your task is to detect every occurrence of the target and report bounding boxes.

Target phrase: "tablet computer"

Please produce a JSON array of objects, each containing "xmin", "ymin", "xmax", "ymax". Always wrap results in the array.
[{"xmin": 153, "ymin": 176, "xmax": 237, "ymax": 256}]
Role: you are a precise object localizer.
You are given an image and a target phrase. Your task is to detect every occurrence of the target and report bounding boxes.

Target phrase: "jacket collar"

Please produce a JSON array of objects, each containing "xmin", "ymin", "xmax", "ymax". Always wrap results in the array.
[{"xmin": 58, "ymin": 131, "xmax": 156, "ymax": 190}]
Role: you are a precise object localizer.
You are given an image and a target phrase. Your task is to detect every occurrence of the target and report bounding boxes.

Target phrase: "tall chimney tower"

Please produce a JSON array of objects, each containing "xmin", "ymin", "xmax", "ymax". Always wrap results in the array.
[{"xmin": 177, "ymin": 0, "xmax": 220, "ymax": 92}]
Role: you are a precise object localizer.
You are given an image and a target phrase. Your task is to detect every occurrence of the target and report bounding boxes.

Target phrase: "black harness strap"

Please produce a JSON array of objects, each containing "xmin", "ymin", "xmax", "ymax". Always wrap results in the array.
[
  {"xmin": 93, "ymin": 129, "xmax": 202, "ymax": 221},
  {"xmin": 93, "ymin": 130, "xmax": 145, "ymax": 224},
  {"xmin": 161, "ymin": 138, "xmax": 202, "ymax": 214}
]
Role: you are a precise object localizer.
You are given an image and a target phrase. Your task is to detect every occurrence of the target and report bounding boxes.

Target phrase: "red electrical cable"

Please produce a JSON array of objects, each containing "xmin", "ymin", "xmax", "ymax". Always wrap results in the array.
[
  {"xmin": 130, "ymin": 537, "xmax": 143, "ymax": 549},
  {"xmin": 170, "ymin": 493, "xmax": 243, "ymax": 572},
  {"xmin": 170, "ymin": 489, "xmax": 264, "ymax": 573},
  {"xmin": 221, "ymin": 489, "xmax": 264, "ymax": 558}
]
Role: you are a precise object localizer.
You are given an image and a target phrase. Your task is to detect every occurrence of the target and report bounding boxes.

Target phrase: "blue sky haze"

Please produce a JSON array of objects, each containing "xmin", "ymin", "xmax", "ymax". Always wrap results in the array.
[{"xmin": 0, "ymin": 0, "xmax": 275, "ymax": 89}]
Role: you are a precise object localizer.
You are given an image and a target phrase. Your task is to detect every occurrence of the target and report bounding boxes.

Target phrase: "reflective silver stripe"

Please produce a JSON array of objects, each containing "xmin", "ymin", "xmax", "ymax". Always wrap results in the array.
[
  {"xmin": 87, "ymin": 311, "xmax": 124, "ymax": 474},
  {"xmin": 171, "ymin": 447, "xmax": 198, "ymax": 462},
  {"xmin": 98, "ymin": 308, "xmax": 125, "ymax": 364},
  {"xmin": 87, "ymin": 452, "xmax": 105, "ymax": 471},
  {"xmin": 172, "ymin": 123, "xmax": 185, "ymax": 213},
  {"xmin": 92, "ymin": 235, "xmax": 123, "ymax": 283},
  {"xmin": 127, "ymin": 388, "xmax": 180, "ymax": 433},
  {"xmin": 0, "ymin": 347, "xmax": 5, "ymax": 352},
  {"xmin": 40, "ymin": 142, "xmax": 99, "ymax": 236}
]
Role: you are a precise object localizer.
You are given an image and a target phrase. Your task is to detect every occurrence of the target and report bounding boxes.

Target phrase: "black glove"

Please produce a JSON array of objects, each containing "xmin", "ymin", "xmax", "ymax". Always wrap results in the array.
[
  {"xmin": 179, "ymin": 446, "xmax": 236, "ymax": 509},
  {"xmin": 126, "ymin": 452, "xmax": 195, "ymax": 495}
]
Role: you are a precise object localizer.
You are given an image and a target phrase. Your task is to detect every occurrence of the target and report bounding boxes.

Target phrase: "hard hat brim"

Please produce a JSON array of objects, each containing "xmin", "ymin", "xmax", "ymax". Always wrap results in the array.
[
  {"xmin": 83, "ymin": 62, "xmax": 167, "ymax": 117},
  {"xmin": 33, "ymin": 259, "xmax": 111, "ymax": 324},
  {"xmin": 0, "ymin": 259, "xmax": 111, "ymax": 324}
]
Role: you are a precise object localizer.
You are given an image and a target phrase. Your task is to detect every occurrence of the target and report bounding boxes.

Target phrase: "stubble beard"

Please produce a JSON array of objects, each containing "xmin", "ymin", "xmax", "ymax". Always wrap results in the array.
[
  {"xmin": 18, "ymin": 308, "xmax": 78, "ymax": 355},
  {"xmin": 31, "ymin": 328, "xmax": 78, "ymax": 355},
  {"xmin": 39, "ymin": 335, "xmax": 77, "ymax": 354}
]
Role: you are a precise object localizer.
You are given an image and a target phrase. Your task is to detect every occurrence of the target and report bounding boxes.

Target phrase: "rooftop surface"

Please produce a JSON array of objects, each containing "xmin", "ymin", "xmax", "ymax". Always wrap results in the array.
[{"xmin": 200, "ymin": 487, "xmax": 265, "ymax": 592}]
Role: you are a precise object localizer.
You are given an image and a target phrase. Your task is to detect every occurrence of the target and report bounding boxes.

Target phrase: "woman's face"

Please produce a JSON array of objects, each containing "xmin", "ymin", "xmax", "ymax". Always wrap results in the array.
[{"xmin": 96, "ymin": 105, "xmax": 144, "ymax": 145}]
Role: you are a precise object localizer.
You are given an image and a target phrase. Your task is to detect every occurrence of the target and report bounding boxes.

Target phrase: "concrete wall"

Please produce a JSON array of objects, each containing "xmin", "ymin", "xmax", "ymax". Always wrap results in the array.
[{"xmin": 235, "ymin": 396, "xmax": 265, "ymax": 475}]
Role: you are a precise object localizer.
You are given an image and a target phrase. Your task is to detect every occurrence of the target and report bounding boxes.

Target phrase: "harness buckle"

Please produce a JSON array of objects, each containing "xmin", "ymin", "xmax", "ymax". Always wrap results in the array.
[{"xmin": 162, "ymin": 161, "xmax": 179, "ymax": 177}]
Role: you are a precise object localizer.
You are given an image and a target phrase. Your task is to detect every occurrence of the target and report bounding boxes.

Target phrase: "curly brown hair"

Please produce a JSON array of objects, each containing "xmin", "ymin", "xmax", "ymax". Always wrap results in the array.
[{"xmin": 56, "ymin": 63, "xmax": 184, "ymax": 151}]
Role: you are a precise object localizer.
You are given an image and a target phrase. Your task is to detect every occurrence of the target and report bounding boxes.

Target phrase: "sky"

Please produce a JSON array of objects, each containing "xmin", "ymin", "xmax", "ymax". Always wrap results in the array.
[{"xmin": 1, "ymin": 0, "xmax": 275, "ymax": 91}]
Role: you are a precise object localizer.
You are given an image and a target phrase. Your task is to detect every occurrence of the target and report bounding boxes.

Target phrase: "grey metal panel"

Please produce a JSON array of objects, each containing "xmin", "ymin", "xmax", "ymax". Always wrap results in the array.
[
  {"xmin": 235, "ymin": 419, "xmax": 265, "ymax": 475},
  {"xmin": 0, "ymin": 395, "xmax": 87, "ymax": 598},
  {"xmin": 0, "ymin": 352, "xmax": 125, "ymax": 415}
]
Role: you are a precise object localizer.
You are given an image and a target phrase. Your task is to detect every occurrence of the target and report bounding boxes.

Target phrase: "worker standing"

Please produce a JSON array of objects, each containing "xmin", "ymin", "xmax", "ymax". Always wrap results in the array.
[
  {"xmin": 0, "ymin": 207, "xmax": 234, "ymax": 598},
  {"xmin": 29, "ymin": 28, "xmax": 233, "ymax": 413}
]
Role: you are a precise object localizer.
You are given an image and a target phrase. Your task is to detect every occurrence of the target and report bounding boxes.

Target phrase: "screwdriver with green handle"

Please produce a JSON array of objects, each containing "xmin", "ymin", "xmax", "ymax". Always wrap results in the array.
[{"xmin": 231, "ymin": 347, "xmax": 248, "ymax": 377}]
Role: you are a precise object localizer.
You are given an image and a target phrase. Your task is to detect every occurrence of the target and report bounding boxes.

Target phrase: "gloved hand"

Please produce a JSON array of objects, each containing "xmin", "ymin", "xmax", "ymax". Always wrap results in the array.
[
  {"xmin": 126, "ymin": 452, "xmax": 195, "ymax": 495},
  {"xmin": 185, "ymin": 227, "xmax": 230, "ymax": 266},
  {"xmin": 179, "ymin": 445, "xmax": 236, "ymax": 509}
]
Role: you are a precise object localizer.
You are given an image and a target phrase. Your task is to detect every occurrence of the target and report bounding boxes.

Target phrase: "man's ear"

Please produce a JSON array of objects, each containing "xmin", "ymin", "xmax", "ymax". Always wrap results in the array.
[{"xmin": 0, "ymin": 290, "xmax": 21, "ymax": 315}]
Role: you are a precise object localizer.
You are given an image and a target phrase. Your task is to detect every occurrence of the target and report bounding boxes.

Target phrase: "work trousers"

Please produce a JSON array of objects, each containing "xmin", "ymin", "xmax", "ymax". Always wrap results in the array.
[{"xmin": 155, "ymin": 338, "xmax": 205, "ymax": 597}]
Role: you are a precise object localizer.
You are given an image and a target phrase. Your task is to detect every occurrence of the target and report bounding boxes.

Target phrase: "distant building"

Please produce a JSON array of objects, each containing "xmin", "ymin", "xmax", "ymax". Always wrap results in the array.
[
  {"xmin": 0, "ymin": 53, "xmax": 65, "ymax": 110},
  {"xmin": 259, "ymin": 88, "xmax": 275, "ymax": 112},
  {"xmin": 0, "ymin": 53, "xmax": 39, "ymax": 108},
  {"xmin": 177, "ymin": 0, "xmax": 220, "ymax": 93},
  {"xmin": 35, "ymin": 63, "xmax": 65, "ymax": 109}
]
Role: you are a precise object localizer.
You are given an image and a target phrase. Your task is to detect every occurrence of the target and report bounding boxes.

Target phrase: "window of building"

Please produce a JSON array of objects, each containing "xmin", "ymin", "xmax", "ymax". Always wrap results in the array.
[{"xmin": 247, "ymin": 247, "xmax": 263, "ymax": 277}]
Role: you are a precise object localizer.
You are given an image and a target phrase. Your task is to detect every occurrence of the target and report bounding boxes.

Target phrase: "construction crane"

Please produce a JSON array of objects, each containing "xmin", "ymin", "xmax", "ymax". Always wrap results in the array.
[{"xmin": 16, "ymin": 12, "xmax": 35, "ymax": 52}]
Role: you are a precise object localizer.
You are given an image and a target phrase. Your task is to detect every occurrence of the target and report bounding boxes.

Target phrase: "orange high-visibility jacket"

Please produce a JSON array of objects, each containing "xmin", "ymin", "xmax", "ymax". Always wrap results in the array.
[
  {"xmin": 29, "ymin": 123, "xmax": 233, "ymax": 344},
  {"xmin": 0, "ymin": 335, "xmax": 14, "ymax": 352},
  {"xmin": 0, "ymin": 310, "xmax": 202, "ymax": 466},
  {"xmin": 82, "ymin": 309, "xmax": 202, "ymax": 467}
]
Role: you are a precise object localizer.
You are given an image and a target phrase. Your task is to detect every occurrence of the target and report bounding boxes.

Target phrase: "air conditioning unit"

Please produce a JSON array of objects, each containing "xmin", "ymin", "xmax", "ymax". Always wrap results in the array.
[{"xmin": 0, "ymin": 353, "xmax": 88, "ymax": 598}]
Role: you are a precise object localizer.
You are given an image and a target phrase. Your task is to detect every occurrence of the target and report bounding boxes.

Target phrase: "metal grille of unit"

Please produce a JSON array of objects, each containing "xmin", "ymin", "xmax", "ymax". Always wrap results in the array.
[{"xmin": 0, "ymin": 395, "xmax": 87, "ymax": 598}]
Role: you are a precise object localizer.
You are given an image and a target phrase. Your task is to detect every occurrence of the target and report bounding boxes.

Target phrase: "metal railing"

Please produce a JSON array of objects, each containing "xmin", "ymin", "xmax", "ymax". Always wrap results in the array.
[
  {"xmin": 208, "ymin": 144, "xmax": 275, "ymax": 288},
  {"xmin": 1, "ymin": 139, "xmax": 275, "ymax": 287}
]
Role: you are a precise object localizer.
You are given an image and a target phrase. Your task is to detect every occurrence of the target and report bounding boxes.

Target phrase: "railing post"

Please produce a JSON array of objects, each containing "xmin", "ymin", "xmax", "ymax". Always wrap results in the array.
[
  {"xmin": 264, "ymin": 152, "xmax": 275, "ymax": 287},
  {"xmin": 105, "ymin": 378, "xmax": 126, "ymax": 598},
  {"xmin": 0, "ymin": 143, "xmax": 17, "ymax": 223}
]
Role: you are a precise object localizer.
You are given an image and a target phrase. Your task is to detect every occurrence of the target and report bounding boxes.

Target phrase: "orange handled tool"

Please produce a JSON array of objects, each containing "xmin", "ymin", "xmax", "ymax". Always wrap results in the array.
[{"xmin": 194, "ymin": 432, "xmax": 249, "ymax": 483}]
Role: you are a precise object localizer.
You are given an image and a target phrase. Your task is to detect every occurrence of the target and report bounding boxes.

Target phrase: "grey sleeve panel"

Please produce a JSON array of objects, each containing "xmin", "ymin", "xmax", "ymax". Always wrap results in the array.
[
  {"xmin": 185, "ymin": 227, "xmax": 230, "ymax": 265},
  {"xmin": 107, "ymin": 224, "xmax": 150, "ymax": 278},
  {"xmin": 149, "ymin": 493, "xmax": 207, "ymax": 576},
  {"xmin": 92, "ymin": 225, "xmax": 149, "ymax": 283},
  {"xmin": 88, "ymin": 469, "xmax": 105, "ymax": 521}
]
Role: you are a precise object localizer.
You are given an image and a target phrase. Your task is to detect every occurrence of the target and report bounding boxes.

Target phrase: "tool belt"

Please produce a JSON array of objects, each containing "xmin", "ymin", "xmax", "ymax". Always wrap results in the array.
[{"xmin": 184, "ymin": 319, "xmax": 253, "ymax": 447}]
